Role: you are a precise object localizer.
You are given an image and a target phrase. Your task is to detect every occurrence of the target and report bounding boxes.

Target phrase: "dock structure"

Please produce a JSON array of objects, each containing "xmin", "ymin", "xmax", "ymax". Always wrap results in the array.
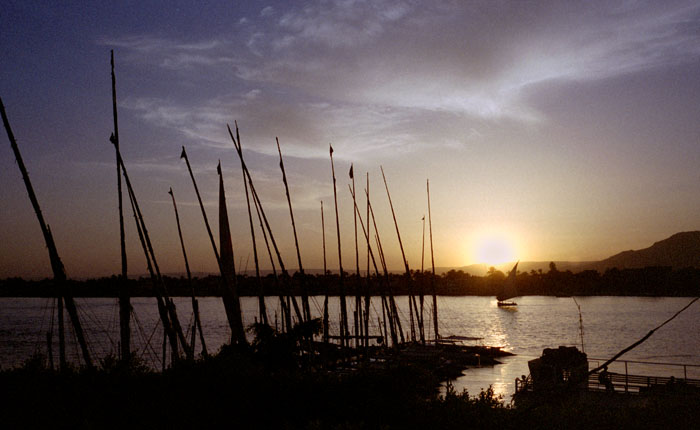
[{"xmin": 515, "ymin": 358, "xmax": 700, "ymax": 396}]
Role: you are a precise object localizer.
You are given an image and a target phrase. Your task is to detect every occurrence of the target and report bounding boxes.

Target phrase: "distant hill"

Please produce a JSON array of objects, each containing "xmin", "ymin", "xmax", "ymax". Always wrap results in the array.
[
  {"xmin": 436, "ymin": 231, "xmax": 700, "ymax": 275},
  {"xmin": 590, "ymin": 231, "xmax": 700, "ymax": 272},
  {"xmin": 148, "ymin": 232, "xmax": 700, "ymax": 279}
]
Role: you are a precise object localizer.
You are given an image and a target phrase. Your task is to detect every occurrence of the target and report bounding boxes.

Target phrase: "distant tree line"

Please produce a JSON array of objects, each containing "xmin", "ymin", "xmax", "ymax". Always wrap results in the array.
[{"xmin": 1, "ymin": 263, "xmax": 699, "ymax": 298}]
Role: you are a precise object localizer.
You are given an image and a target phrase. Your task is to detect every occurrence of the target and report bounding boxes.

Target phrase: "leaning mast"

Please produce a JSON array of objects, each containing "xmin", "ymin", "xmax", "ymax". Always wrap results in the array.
[
  {"xmin": 1, "ymin": 97, "xmax": 93, "ymax": 368},
  {"xmin": 110, "ymin": 50, "xmax": 130, "ymax": 362}
]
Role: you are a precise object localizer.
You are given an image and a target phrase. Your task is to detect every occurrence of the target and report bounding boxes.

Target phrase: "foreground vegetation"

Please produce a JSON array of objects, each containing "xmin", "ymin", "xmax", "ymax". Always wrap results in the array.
[{"xmin": 3, "ymin": 330, "xmax": 699, "ymax": 430}]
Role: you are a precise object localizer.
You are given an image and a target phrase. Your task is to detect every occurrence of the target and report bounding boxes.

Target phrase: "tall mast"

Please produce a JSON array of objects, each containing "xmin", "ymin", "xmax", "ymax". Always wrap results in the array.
[
  {"xmin": 168, "ymin": 187, "xmax": 207, "ymax": 357},
  {"xmin": 420, "ymin": 215, "xmax": 425, "ymax": 337},
  {"xmin": 180, "ymin": 147, "xmax": 245, "ymax": 343},
  {"xmin": 349, "ymin": 184, "xmax": 398, "ymax": 348},
  {"xmin": 421, "ymin": 216, "xmax": 425, "ymax": 273},
  {"xmin": 366, "ymin": 191, "xmax": 402, "ymax": 346},
  {"xmin": 427, "ymin": 179, "xmax": 438, "ymax": 343},
  {"xmin": 381, "ymin": 166, "xmax": 423, "ymax": 343},
  {"xmin": 110, "ymin": 50, "xmax": 130, "ymax": 362},
  {"xmin": 1, "ymin": 97, "xmax": 93, "ymax": 368},
  {"xmin": 350, "ymin": 164, "xmax": 361, "ymax": 347},
  {"xmin": 227, "ymin": 124, "xmax": 303, "ymax": 323},
  {"xmin": 119, "ymin": 152, "xmax": 188, "ymax": 359},
  {"xmin": 125, "ymin": 181, "xmax": 180, "ymax": 361},
  {"xmin": 277, "ymin": 138, "xmax": 310, "ymax": 323},
  {"xmin": 241, "ymin": 138, "xmax": 268, "ymax": 326},
  {"xmin": 330, "ymin": 145, "xmax": 349, "ymax": 347},
  {"xmin": 364, "ymin": 173, "xmax": 371, "ymax": 349},
  {"xmin": 321, "ymin": 200, "xmax": 329, "ymax": 342},
  {"xmin": 253, "ymin": 194, "xmax": 290, "ymax": 331},
  {"xmin": 322, "ymin": 201, "xmax": 327, "ymax": 275}
]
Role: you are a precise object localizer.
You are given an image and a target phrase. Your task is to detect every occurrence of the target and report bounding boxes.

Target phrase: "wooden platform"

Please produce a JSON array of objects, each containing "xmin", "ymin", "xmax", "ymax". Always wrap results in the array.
[{"xmin": 588, "ymin": 370, "xmax": 700, "ymax": 393}]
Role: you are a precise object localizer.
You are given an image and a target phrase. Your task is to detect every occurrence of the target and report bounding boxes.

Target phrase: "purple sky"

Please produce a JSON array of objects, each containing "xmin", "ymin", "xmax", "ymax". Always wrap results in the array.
[{"xmin": 2, "ymin": 1, "xmax": 700, "ymax": 279}]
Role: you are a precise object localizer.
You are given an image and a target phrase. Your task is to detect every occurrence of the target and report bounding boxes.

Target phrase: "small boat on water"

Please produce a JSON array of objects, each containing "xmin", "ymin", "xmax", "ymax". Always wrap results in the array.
[{"xmin": 497, "ymin": 261, "xmax": 519, "ymax": 307}]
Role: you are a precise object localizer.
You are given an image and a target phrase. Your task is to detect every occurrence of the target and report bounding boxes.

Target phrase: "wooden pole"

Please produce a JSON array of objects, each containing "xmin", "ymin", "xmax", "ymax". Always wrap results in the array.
[
  {"xmin": 228, "ymin": 124, "xmax": 303, "ymax": 324},
  {"xmin": 330, "ymin": 145, "xmax": 349, "ymax": 347},
  {"xmin": 277, "ymin": 138, "xmax": 310, "ymax": 323},
  {"xmin": 349, "ymin": 184, "xmax": 399, "ymax": 348},
  {"xmin": 110, "ymin": 50, "xmax": 130, "ymax": 362},
  {"xmin": 1, "ymin": 97, "xmax": 92, "ymax": 368},
  {"xmin": 239, "ymin": 142, "xmax": 268, "ymax": 326},
  {"xmin": 427, "ymin": 179, "xmax": 439, "ymax": 343},
  {"xmin": 420, "ymin": 214, "xmax": 425, "ymax": 340},
  {"xmin": 381, "ymin": 166, "xmax": 423, "ymax": 343},
  {"xmin": 421, "ymin": 216, "xmax": 425, "ymax": 274},
  {"xmin": 366, "ymin": 193, "xmax": 403, "ymax": 345},
  {"xmin": 168, "ymin": 187, "xmax": 208, "ymax": 357},
  {"xmin": 350, "ymin": 164, "xmax": 361, "ymax": 348},
  {"xmin": 253, "ymin": 195, "xmax": 290, "ymax": 332},
  {"xmin": 322, "ymin": 201, "xmax": 327, "ymax": 275},
  {"xmin": 125, "ymin": 177, "xmax": 180, "ymax": 360},
  {"xmin": 321, "ymin": 200, "xmax": 329, "ymax": 342},
  {"xmin": 364, "ymin": 173, "xmax": 371, "ymax": 349},
  {"xmin": 119, "ymin": 150, "xmax": 191, "ymax": 357},
  {"xmin": 180, "ymin": 147, "xmax": 244, "ymax": 344}
]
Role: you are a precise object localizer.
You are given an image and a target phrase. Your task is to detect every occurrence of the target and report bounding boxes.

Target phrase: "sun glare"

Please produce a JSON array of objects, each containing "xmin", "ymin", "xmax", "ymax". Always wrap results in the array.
[{"xmin": 475, "ymin": 235, "xmax": 516, "ymax": 265}]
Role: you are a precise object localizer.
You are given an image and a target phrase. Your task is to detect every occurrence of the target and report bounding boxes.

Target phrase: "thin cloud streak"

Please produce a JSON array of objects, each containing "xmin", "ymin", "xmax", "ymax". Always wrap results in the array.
[{"xmin": 105, "ymin": 0, "xmax": 700, "ymax": 153}]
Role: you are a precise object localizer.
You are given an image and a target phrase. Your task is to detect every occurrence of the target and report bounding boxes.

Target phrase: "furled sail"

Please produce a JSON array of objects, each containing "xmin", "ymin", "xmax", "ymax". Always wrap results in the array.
[
  {"xmin": 497, "ymin": 261, "xmax": 519, "ymax": 302},
  {"xmin": 218, "ymin": 162, "xmax": 247, "ymax": 344}
]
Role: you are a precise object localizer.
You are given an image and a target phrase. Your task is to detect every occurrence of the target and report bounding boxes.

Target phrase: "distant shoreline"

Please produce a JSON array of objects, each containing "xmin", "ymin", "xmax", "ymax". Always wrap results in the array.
[{"xmin": 2, "ymin": 264, "xmax": 699, "ymax": 298}]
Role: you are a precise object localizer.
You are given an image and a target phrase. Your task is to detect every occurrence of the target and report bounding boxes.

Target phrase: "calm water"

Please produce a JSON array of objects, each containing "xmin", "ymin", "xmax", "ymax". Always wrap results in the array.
[{"xmin": 1, "ymin": 295, "xmax": 699, "ymax": 399}]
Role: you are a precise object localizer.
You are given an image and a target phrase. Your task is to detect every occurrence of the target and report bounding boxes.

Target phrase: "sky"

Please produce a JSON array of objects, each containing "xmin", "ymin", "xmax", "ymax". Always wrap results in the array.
[{"xmin": 1, "ymin": 0, "xmax": 700, "ymax": 279}]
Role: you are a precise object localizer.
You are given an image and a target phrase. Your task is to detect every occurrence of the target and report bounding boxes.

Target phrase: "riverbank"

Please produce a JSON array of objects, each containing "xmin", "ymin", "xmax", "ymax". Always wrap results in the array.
[
  {"xmin": 2, "ymin": 265, "xmax": 700, "ymax": 297},
  {"xmin": 3, "ymin": 348, "xmax": 699, "ymax": 429}
]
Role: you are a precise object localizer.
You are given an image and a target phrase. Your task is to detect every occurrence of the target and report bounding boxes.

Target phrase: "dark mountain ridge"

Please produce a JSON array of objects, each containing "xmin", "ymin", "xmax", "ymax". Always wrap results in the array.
[
  {"xmin": 445, "ymin": 231, "xmax": 700, "ymax": 275},
  {"xmin": 592, "ymin": 231, "xmax": 700, "ymax": 272}
]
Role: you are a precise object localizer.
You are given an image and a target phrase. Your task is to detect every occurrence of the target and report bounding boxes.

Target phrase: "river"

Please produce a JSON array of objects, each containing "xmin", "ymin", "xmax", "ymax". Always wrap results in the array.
[{"xmin": 1, "ymin": 295, "xmax": 698, "ymax": 400}]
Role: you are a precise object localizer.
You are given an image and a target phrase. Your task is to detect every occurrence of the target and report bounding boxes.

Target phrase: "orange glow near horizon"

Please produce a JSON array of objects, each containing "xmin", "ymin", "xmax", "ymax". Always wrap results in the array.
[{"xmin": 471, "ymin": 231, "xmax": 518, "ymax": 266}]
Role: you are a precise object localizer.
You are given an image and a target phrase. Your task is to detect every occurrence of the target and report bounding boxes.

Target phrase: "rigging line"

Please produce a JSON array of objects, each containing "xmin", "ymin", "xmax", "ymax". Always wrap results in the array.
[
  {"xmin": 77, "ymin": 304, "xmax": 107, "ymax": 365},
  {"xmin": 66, "ymin": 316, "xmax": 82, "ymax": 366},
  {"xmin": 143, "ymin": 312, "xmax": 162, "ymax": 354},
  {"xmin": 588, "ymin": 296, "xmax": 700, "ymax": 376},
  {"xmin": 132, "ymin": 309, "xmax": 160, "ymax": 368},
  {"xmin": 310, "ymin": 295, "xmax": 323, "ymax": 315},
  {"xmin": 40, "ymin": 297, "xmax": 53, "ymax": 336},
  {"xmin": 76, "ymin": 299, "xmax": 114, "ymax": 346},
  {"xmin": 72, "ymin": 303, "xmax": 93, "ymax": 360},
  {"xmin": 131, "ymin": 310, "xmax": 160, "ymax": 368},
  {"xmin": 75, "ymin": 301, "xmax": 113, "ymax": 355},
  {"xmin": 37, "ymin": 297, "xmax": 56, "ymax": 355}
]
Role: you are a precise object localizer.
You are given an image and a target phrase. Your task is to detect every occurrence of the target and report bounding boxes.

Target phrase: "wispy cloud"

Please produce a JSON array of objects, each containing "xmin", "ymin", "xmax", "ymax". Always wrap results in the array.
[
  {"xmin": 98, "ymin": 35, "xmax": 236, "ymax": 70},
  {"xmin": 234, "ymin": 0, "xmax": 700, "ymax": 122},
  {"xmin": 103, "ymin": 0, "xmax": 700, "ymax": 155}
]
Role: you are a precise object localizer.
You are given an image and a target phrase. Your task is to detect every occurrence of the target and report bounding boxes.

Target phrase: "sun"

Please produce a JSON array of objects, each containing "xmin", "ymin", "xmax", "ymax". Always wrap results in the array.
[{"xmin": 475, "ymin": 235, "xmax": 516, "ymax": 266}]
